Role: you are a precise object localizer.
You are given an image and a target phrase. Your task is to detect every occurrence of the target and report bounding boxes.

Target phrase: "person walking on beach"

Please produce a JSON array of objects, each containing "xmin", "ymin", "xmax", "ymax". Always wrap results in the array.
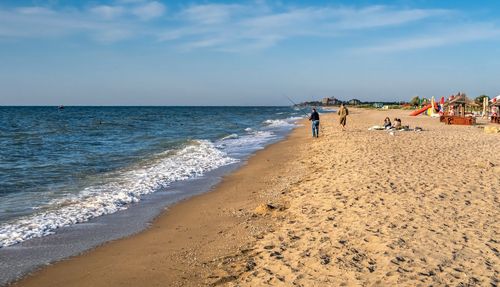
[
  {"xmin": 338, "ymin": 103, "xmax": 349, "ymax": 131},
  {"xmin": 309, "ymin": 108, "xmax": 320, "ymax": 138}
]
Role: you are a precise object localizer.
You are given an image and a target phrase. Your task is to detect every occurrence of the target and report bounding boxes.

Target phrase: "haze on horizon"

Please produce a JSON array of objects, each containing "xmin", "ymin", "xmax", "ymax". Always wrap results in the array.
[{"xmin": 0, "ymin": 0, "xmax": 499, "ymax": 106}]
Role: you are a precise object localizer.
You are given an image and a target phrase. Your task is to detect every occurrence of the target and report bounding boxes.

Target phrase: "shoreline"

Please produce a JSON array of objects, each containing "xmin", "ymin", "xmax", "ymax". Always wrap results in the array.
[
  {"xmin": 9, "ymin": 108, "xmax": 500, "ymax": 286},
  {"xmin": 0, "ymin": 110, "xmax": 299, "ymax": 286},
  {"xmin": 9, "ymin": 118, "xmax": 310, "ymax": 287},
  {"xmin": 0, "ymin": 162, "xmax": 242, "ymax": 286}
]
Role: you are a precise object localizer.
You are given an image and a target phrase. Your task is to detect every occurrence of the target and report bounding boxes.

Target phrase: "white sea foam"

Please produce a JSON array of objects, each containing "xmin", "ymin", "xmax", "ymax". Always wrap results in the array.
[
  {"xmin": 221, "ymin": 133, "xmax": 239, "ymax": 140},
  {"xmin": 217, "ymin": 130, "xmax": 277, "ymax": 154},
  {"xmin": 0, "ymin": 141, "xmax": 237, "ymax": 248},
  {"xmin": 287, "ymin": 116, "xmax": 303, "ymax": 122},
  {"xmin": 0, "ymin": 115, "xmax": 302, "ymax": 248},
  {"xmin": 263, "ymin": 116, "xmax": 302, "ymax": 128},
  {"xmin": 218, "ymin": 116, "xmax": 300, "ymax": 155}
]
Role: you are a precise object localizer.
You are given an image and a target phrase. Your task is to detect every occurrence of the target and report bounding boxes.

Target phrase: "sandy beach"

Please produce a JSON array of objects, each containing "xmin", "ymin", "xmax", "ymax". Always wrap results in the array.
[{"xmin": 11, "ymin": 108, "xmax": 499, "ymax": 287}]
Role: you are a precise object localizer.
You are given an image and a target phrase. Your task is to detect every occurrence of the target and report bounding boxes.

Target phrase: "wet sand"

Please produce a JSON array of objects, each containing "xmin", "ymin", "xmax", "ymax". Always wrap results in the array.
[
  {"xmin": 10, "ymin": 115, "xmax": 309, "ymax": 287},
  {"xmin": 11, "ymin": 108, "xmax": 500, "ymax": 287}
]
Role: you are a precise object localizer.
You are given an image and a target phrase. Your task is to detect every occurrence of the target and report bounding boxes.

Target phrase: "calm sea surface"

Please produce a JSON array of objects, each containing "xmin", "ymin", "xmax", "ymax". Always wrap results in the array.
[{"xmin": 0, "ymin": 106, "xmax": 303, "ymax": 247}]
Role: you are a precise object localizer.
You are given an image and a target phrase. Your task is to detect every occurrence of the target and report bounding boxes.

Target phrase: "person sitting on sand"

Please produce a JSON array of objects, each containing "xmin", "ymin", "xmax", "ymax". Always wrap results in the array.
[
  {"xmin": 393, "ymin": 118, "xmax": 402, "ymax": 129},
  {"xmin": 337, "ymin": 103, "xmax": 349, "ymax": 131},
  {"xmin": 383, "ymin": 117, "xmax": 392, "ymax": 129},
  {"xmin": 309, "ymin": 108, "xmax": 320, "ymax": 138},
  {"xmin": 492, "ymin": 106, "xmax": 498, "ymax": 117}
]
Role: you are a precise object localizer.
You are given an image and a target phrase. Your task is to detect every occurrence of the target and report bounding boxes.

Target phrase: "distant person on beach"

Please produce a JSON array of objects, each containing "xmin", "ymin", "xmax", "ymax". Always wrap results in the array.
[
  {"xmin": 309, "ymin": 108, "xmax": 320, "ymax": 138},
  {"xmin": 384, "ymin": 117, "xmax": 392, "ymax": 129},
  {"xmin": 393, "ymin": 118, "xmax": 402, "ymax": 129},
  {"xmin": 337, "ymin": 103, "xmax": 349, "ymax": 131}
]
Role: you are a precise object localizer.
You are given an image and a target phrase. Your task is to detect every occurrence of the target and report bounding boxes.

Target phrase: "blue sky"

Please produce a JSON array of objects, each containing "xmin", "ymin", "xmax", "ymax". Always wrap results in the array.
[{"xmin": 0, "ymin": 0, "xmax": 499, "ymax": 105}]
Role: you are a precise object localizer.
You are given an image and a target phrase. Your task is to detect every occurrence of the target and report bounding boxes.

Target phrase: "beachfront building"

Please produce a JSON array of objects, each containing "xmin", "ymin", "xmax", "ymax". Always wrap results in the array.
[
  {"xmin": 444, "ymin": 92, "xmax": 478, "ymax": 117},
  {"xmin": 348, "ymin": 99, "xmax": 361, "ymax": 105},
  {"xmin": 322, "ymin": 97, "xmax": 341, "ymax": 106},
  {"xmin": 439, "ymin": 92, "xmax": 479, "ymax": 125}
]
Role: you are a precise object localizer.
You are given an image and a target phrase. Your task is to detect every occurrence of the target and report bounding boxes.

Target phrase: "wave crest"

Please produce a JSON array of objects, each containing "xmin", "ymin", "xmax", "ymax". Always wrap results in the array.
[{"xmin": 0, "ymin": 140, "xmax": 237, "ymax": 248}]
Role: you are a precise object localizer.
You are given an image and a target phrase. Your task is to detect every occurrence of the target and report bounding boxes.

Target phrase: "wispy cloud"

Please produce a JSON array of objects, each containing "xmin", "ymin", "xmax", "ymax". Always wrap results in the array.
[
  {"xmin": 90, "ymin": 5, "xmax": 126, "ymax": 20},
  {"xmin": 163, "ymin": 4, "xmax": 454, "ymax": 51},
  {"xmin": 131, "ymin": 1, "xmax": 166, "ymax": 20},
  {"xmin": 0, "ymin": 1, "xmax": 498, "ymax": 52},
  {"xmin": 16, "ymin": 6, "xmax": 55, "ymax": 16},
  {"xmin": 181, "ymin": 4, "xmax": 244, "ymax": 24},
  {"xmin": 356, "ymin": 23, "xmax": 500, "ymax": 53},
  {"xmin": 0, "ymin": 1, "xmax": 165, "ymax": 42}
]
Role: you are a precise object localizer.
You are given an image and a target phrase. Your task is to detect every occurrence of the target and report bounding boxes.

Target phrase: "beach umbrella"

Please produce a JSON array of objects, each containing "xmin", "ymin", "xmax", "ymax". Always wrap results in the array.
[
  {"xmin": 491, "ymin": 96, "xmax": 500, "ymax": 106},
  {"xmin": 490, "ymin": 95, "xmax": 500, "ymax": 104}
]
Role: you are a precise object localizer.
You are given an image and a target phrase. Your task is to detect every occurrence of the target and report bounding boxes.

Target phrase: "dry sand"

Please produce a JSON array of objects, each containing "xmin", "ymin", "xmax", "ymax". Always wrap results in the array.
[
  {"xmin": 11, "ymin": 108, "xmax": 500, "ymax": 287},
  {"xmin": 237, "ymin": 109, "xmax": 500, "ymax": 287}
]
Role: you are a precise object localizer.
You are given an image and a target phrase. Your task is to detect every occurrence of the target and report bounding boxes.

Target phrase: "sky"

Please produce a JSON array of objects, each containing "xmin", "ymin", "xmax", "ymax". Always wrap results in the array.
[{"xmin": 0, "ymin": 0, "xmax": 499, "ymax": 105}]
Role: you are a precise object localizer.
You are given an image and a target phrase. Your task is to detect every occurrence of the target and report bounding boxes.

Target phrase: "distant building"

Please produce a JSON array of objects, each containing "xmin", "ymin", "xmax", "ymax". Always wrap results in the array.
[
  {"xmin": 322, "ymin": 97, "xmax": 341, "ymax": 106},
  {"xmin": 348, "ymin": 99, "xmax": 361, "ymax": 105}
]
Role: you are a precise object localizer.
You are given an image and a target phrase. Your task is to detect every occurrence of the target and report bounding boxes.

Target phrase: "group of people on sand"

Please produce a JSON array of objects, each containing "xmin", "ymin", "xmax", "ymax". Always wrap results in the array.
[
  {"xmin": 308, "ymin": 103, "xmax": 349, "ymax": 137},
  {"xmin": 383, "ymin": 117, "xmax": 402, "ymax": 129}
]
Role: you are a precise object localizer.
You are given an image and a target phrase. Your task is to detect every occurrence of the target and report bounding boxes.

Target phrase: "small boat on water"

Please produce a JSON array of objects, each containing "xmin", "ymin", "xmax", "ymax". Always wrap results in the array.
[{"xmin": 58, "ymin": 105, "xmax": 64, "ymax": 110}]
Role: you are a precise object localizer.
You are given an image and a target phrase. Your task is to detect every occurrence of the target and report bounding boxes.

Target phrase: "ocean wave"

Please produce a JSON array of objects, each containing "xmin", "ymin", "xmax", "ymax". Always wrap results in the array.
[
  {"xmin": 221, "ymin": 133, "xmax": 239, "ymax": 140},
  {"xmin": 0, "ymin": 140, "xmax": 237, "ymax": 248},
  {"xmin": 217, "ymin": 117, "xmax": 300, "ymax": 154},
  {"xmin": 263, "ymin": 116, "xmax": 302, "ymax": 128},
  {"xmin": 216, "ymin": 130, "xmax": 277, "ymax": 154}
]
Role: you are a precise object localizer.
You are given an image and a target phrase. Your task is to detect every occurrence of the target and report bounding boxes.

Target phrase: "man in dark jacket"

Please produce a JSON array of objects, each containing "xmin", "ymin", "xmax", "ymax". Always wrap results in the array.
[{"xmin": 309, "ymin": 108, "xmax": 320, "ymax": 137}]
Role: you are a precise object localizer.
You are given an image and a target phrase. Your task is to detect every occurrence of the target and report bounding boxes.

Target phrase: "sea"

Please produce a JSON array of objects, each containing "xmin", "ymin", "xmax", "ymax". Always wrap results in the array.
[{"xmin": 0, "ymin": 106, "xmax": 304, "ymax": 284}]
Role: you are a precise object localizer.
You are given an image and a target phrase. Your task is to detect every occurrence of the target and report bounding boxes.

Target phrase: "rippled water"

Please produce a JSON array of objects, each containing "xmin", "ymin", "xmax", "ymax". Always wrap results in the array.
[{"xmin": 0, "ymin": 106, "xmax": 302, "ymax": 247}]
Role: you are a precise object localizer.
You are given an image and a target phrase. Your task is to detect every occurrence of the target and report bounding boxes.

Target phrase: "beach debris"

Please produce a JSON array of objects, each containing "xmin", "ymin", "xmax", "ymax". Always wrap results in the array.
[
  {"xmin": 254, "ymin": 202, "xmax": 287, "ymax": 216},
  {"xmin": 254, "ymin": 203, "xmax": 275, "ymax": 215},
  {"xmin": 368, "ymin": 125, "xmax": 385, "ymax": 130},
  {"xmin": 368, "ymin": 125, "xmax": 424, "ymax": 132},
  {"xmin": 484, "ymin": 126, "xmax": 500, "ymax": 134}
]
